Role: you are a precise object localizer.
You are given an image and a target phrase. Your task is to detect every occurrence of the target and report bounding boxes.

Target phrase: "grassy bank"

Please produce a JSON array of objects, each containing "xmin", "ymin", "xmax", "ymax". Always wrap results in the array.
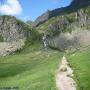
[{"xmin": 68, "ymin": 47, "xmax": 90, "ymax": 90}]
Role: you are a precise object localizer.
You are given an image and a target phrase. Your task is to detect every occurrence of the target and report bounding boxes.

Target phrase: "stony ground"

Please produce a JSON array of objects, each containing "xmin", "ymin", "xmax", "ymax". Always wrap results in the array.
[{"xmin": 0, "ymin": 39, "xmax": 25, "ymax": 56}]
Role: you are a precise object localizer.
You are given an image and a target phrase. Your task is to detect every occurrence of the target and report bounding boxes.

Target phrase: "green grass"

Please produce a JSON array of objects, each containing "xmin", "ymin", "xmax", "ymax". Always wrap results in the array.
[
  {"xmin": 0, "ymin": 43, "xmax": 63, "ymax": 90},
  {"xmin": 0, "ymin": 35, "xmax": 4, "ymax": 42},
  {"xmin": 1, "ymin": 41, "xmax": 90, "ymax": 90},
  {"xmin": 67, "ymin": 47, "xmax": 90, "ymax": 90}
]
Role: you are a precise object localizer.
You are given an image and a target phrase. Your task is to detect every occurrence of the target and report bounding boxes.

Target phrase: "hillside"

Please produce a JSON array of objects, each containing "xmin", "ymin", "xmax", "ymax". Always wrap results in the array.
[
  {"xmin": 0, "ymin": 15, "xmax": 31, "ymax": 56},
  {"xmin": 35, "ymin": 6, "xmax": 90, "ymax": 51},
  {"xmin": 0, "ymin": 15, "xmax": 29, "ymax": 42},
  {"xmin": 33, "ymin": 0, "xmax": 90, "ymax": 27}
]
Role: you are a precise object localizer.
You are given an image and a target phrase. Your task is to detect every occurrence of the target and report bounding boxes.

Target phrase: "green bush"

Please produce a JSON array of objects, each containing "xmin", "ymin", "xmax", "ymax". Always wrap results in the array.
[
  {"xmin": 0, "ymin": 35, "xmax": 4, "ymax": 42},
  {"xmin": 25, "ymin": 28, "xmax": 41, "ymax": 45}
]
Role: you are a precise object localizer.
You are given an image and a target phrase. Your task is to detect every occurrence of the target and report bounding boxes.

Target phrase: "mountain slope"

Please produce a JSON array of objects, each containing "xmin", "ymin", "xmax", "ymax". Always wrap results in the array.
[
  {"xmin": 0, "ymin": 15, "xmax": 29, "ymax": 42},
  {"xmin": 0, "ymin": 15, "xmax": 31, "ymax": 56},
  {"xmin": 33, "ymin": 0, "xmax": 90, "ymax": 27},
  {"xmin": 34, "ymin": 6, "xmax": 90, "ymax": 51}
]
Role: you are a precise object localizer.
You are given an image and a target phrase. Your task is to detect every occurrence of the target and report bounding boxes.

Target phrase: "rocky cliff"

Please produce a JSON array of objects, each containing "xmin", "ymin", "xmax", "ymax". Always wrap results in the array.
[
  {"xmin": 0, "ymin": 15, "xmax": 30, "ymax": 56},
  {"xmin": 35, "ymin": 6, "xmax": 90, "ymax": 51},
  {"xmin": 0, "ymin": 15, "xmax": 29, "ymax": 42}
]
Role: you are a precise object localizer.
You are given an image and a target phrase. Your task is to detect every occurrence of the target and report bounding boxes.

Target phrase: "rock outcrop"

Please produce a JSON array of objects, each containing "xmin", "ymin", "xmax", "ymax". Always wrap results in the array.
[
  {"xmin": 0, "ymin": 40, "xmax": 25, "ymax": 56},
  {"xmin": 0, "ymin": 15, "xmax": 30, "ymax": 56},
  {"xmin": 0, "ymin": 15, "xmax": 28, "ymax": 42},
  {"xmin": 49, "ymin": 30, "xmax": 90, "ymax": 51}
]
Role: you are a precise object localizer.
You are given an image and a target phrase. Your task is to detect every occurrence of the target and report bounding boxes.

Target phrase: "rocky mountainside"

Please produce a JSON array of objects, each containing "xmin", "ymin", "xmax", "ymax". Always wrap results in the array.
[
  {"xmin": 0, "ymin": 15, "xmax": 29, "ymax": 42},
  {"xmin": 36, "ymin": 6, "xmax": 90, "ymax": 34},
  {"xmin": 33, "ymin": 0, "xmax": 90, "ymax": 27},
  {"xmin": 34, "ymin": 5, "xmax": 90, "ymax": 51},
  {"xmin": 0, "ymin": 15, "xmax": 30, "ymax": 56}
]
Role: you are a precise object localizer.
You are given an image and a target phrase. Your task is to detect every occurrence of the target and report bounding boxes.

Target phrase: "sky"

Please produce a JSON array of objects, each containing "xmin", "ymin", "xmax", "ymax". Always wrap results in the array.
[{"xmin": 0, "ymin": 0, "xmax": 72, "ymax": 21}]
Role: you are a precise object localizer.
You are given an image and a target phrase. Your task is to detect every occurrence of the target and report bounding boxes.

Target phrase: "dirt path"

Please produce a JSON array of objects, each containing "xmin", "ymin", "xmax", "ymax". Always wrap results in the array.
[{"xmin": 56, "ymin": 55, "xmax": 76, "ymax": 90}]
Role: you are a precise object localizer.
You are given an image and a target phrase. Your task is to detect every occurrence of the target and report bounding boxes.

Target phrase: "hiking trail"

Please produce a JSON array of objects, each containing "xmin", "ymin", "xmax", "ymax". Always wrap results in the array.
[{"xmin": 56, "ymin": 55, "xmax": 77, "ymax": 90}]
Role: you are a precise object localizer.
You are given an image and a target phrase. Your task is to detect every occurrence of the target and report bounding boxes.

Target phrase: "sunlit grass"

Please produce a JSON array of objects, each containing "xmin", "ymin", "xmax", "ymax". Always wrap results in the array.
[
  {"xmin": 68, "ymin": 48, "xmax": 90, "ymax": 90},
  {"xmin": 0, "ymin": 43, "xmax": 63, "ymax": 90}
]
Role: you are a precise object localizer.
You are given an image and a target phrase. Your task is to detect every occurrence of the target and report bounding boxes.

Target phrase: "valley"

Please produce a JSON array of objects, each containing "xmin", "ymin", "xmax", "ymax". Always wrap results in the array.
[{"xmin": 0, "ymin": 0, "xmax": 90, "ymax": 90}]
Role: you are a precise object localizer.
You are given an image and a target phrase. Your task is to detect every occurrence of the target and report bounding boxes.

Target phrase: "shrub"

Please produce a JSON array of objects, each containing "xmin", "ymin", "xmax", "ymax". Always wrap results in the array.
[{"xmin": 0, "ymin": 35, "xmax": 4, "ymax": 42}]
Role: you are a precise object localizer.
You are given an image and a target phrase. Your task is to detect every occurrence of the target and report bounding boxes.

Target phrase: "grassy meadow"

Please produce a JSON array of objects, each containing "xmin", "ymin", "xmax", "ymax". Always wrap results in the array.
[
  {"xmin": 0, "ymin": 42, "xmax": 90, "ymax": 90},
  {"xmin": 0, "ymin": 43, "xmax": 63, "ymax": 90}
]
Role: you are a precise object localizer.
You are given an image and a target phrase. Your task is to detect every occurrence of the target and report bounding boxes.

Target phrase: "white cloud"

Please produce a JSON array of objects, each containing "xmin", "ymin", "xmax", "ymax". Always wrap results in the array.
[{"xmin": 0, "ymin": 0, "xmax": 22, "ymax": 15}]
